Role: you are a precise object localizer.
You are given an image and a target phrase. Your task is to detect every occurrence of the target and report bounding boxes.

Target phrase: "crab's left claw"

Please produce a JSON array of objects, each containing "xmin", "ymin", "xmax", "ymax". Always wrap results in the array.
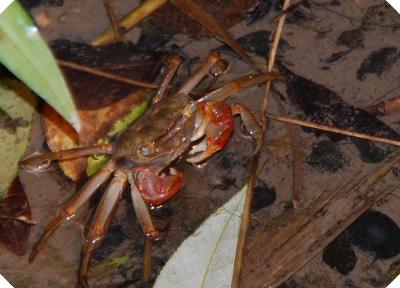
[
  {"xmin": 134, "ymin": 167, "xmax": 184, "ymax": 206},
  {"xmin": 187, "ymin": 101, "xmax": 234, "ymax": 163}
]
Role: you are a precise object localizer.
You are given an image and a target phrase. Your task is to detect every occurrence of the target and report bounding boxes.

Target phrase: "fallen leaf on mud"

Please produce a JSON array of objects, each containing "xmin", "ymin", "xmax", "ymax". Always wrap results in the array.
[
  {"xmin": 278, "ymin": 63, "xmax": 400, "ymax": 163},
  {"xmin": 154, "ymin": 186, "xmax": 246, "ymax": 288},
  {"xmin": 0, "ymin": 79, "xmax": 37, "ymax": 198},
  {"xmin": 0, "ymin": 78, "xmax": 36, "ymax": 255},
  {"xmin": 0, "ymin": 179, "xmax": 32, "ymax": 256}
]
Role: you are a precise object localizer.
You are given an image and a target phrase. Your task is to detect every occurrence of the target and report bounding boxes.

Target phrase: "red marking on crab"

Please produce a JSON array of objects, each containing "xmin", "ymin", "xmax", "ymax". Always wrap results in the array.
[
  {"xmin": 134, "ymin": 167, "xmax": 184, "ymax": 206},
  {"xmin": 199, "ymin": 101, "xmax": 234, "ymax": 153}
]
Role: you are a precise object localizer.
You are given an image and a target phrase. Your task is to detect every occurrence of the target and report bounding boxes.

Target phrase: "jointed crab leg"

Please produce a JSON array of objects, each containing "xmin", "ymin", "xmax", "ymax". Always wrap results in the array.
[
  {"xmin": 231, "ymin": 103, "xmax": 263, "ymax": 154},
  {"xmin": 199, "ymin": 72, "xmax": 284, "ymax": 102},
  {"xmin": 153, "ymin": 55, "xmax": 182, "ymax": 104},
  {"xmin": 178, "ymin": 52, "xmax": 221, "ymax": 95},
  {"xmin": 128, "ymin": 173, "xmax": 162, "ymax": 242},
  {"xmin": 79, "ymin": 170, "xmax": 127, "ymax": 288},
  {"xmin": 28, "ymin": 160, "xmax": 116, "ymax": 263},
  {"xmin": 20, "ymin": 144, "xmax": 113, "ymax": 171}
]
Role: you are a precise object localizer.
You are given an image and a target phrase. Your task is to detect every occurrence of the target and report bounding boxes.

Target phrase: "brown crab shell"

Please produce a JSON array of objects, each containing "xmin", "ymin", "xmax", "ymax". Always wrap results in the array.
[
  {"xmin": 150, "ymin": 0, "xmax": 258, "ymax": 38},
  {"xmin": 42, "ymin": 90, "xmax": 149, "ymax": 181},
  {"xmin": 42, "ymin": 41, "xmax": 162, "ymax": 181}
]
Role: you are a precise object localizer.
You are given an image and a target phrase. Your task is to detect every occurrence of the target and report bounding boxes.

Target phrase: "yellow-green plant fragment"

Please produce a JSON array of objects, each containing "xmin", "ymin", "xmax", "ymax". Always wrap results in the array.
[
  {"xmin": 86, "ymin": 99, "xmax": 150, "ymax": 176},
  {"xmin": 0, "ymin": 79, "xmax": 37, "ymax": 198}
]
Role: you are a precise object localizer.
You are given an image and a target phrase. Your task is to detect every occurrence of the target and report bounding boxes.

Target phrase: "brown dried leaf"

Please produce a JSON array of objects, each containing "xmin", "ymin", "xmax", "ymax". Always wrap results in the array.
[{"xmin": 0, "ymin": 178, "xmax": 32, "ymax": 256}]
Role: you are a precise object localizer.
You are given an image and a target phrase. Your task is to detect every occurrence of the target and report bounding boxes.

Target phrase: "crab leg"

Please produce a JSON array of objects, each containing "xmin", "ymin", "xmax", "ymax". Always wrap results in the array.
[
  {"xmin": 20, "ymin": 144, "xmax": 113, "ymax": 171},
  {"xmin": 153, "ymin": 54, "xmax": 182, "ymax": 104},
  {"xmin": 128, "ymin": 173, "xmax": 162, "ymax": 242},
  {"xmin": 231, "ymin": 103, "xmax": 263, "ymax": 154},
  {"xmin": 79, "ymin": 170, "xmax": 127, "ymax": 288},
  {"xmin": 28, "ymin": 160, "xmax": 116, "ymax": 263},
  {"xmin": 199, "ymin": 72, "xmax": 284, "ymax": 102},
  {"xmin": 177, "ymin": 52, "xmax": 221, "ymax": 95}
]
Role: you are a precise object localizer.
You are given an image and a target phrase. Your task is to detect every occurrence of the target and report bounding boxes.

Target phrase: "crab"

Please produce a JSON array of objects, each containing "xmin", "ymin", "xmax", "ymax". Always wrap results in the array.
[{"xmin": 20, "ymin": 52, "xmax": 281, "ymax": 287}]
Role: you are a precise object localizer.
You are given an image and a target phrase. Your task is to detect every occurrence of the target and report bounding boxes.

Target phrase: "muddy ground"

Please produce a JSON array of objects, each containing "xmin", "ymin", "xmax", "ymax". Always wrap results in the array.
[{"xmin": 1, "ymin": 0, "xmax": 400, "ymax": 287}]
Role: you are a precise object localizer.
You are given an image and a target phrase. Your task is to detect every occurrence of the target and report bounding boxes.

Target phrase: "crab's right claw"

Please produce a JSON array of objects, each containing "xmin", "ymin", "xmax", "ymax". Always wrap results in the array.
[
  {"xmin": 187, "ymin": 101, "xmax": 234, "ymax": 163},
  {"xmin": 134, "ymin": 167, "xmax": 184, "ymax": 207}
]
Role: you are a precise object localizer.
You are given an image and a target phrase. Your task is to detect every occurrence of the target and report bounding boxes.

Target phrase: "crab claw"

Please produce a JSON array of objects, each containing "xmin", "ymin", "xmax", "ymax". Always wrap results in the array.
[
  {"xmin": 134, "ymin": 167, "xmax": 183, "ymax": 206},
  {"xmin": 187, "ymin": 101, "xmax": 234, "ymax": 163}
]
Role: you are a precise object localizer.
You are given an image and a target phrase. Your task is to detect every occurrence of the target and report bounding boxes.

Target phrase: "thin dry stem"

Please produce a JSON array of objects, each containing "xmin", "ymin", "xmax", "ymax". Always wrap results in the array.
[
  {"xmin": 268, "ymin": 114, "xmax": 400, "ymax": 147},
  {"xmin": 231, "ymin": 0, "xmax": 291, "ymax": 287},
  {"xmin": 57, "ymin": 59, "xmax": 159, "ymax": 89},
  {"xmin": 103, "ymin": 0, "xmax": 123, "ymax": 42},
  {"xmin": 287, "ymin": 125, "xmax": 303, "ymax": 209}
]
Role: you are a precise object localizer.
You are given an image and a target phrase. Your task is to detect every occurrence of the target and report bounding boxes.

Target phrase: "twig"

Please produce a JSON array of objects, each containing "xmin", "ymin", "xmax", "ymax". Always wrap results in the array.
[
  {"xmin": 241, "ymin": 150, "xmax": 400, "ymax": 287},
  {"xmin": 368, "ymin": 96, "xmax": 400, "ymax": 116},
  {"xmin": 57, "ymin": 59, "xmax": 159, "ymax": 89},
  {"xmin": 91, "ymin": 0, "xmax": 167, "ymax": 46},
  {"xmin": 273, "ymin": 88, "xmax": 303, "ymax": 209},
  {"xmin": 287, "ymin": 125, "xmax": 303, "ymax": 209},
  {"xmin": 143, "ymin": 239, "xmax": 152, "ymax": 281},
  {"xmin": 267, "ymin": 113, "xmax": 400, "ymax": 147},
  {"xmin": 231, "ymin": 0, "xmax": 291, "ymax": 287},
  {"xmin": 103, "ymin": 0, "xmax": 124, "ymax": 42}
]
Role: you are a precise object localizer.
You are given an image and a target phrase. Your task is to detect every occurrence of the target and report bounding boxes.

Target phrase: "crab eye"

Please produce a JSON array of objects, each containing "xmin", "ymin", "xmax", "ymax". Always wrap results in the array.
[{"xmin": 138, "ymin": 144, "xmax": 150, "ymax": 156}]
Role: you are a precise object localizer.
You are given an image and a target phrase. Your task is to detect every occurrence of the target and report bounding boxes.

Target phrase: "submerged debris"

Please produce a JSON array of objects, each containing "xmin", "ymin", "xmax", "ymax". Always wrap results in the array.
[
  {"xmin": 306, "ymin": 140, "xmax": 345, "ymax": 172},
  {"xmin": 322, "ymin": 233, "xmax": 357, "ymax": 275},
  {"xmin": 337, "ymin": 28, "xmax": 364, "ymax": 49},
  {"xmin": 323, "ymin": 49, "xmax": 352, "ymax": 64},
  {"xmin": 0, "ymin": 179, "xmax": 32, "ymax": 256},
  {"xmin": 19, "ymin": 0, "xmax": 64, "ymax": 10},
  {"xmin": 278, "ymin": 278, "xmax": 298, "ymax": 288},
  {"xmin": 361, "ymin": 3, "xmax": 400, "ymax": 31},
  {"xmin": 93, "ymin": 225, "xmax": 127, "ymax": 263},
  {"xmin": 136, "ymin": 20, "xmax": 175, "ymax": 53},
  {"xmin": 150, "ymin": 0, "xmax": 257, "ymax": 38},
  {"xmin": 357, "ymin": 47, "xmax": 399, "ymax": 80},
  {"xmin": 0, "ymin": 107, "xmax": 28, "ymax": 134},
  {"xmin": 251, "ymin": 181, "xmax": 276, "ymax": 212},
  {"xmin": 278, "ymin": 64, "xmax": 399, "ymax": 163},
  {"xmin": 217, "ymin": 30, "xmax": 290, "ymax": 59},
  {"xmin": 347, "ymin": 211, "xmax": 400, "ymax": 260},
  {"xmin": 245, "ymin": 0, "xmax": 273, "ymax": 25}
]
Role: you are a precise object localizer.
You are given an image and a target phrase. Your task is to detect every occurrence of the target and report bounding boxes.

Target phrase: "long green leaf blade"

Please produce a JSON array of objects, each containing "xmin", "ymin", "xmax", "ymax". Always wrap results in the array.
[{"xmin": 0, "ymin": 0, "xmax": 80, "ymax": 131}]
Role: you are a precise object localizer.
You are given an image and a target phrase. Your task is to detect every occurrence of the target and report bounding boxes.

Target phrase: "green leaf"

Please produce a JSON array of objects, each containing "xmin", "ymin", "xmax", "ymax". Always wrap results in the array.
[
  {"xmin": 0, "ymin": 79, "xmax": 37, "ymax": 198},
  {"xmin": 0, "ymin": 0, "xmax": 80, "ymax": 131},
  {"xmin": 86, "ymin": 97, "xmax": 150, "ymax": 176},
  {"xmin": 154, "ymin": 186, "xmax": 246, "ymax": 288}
]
